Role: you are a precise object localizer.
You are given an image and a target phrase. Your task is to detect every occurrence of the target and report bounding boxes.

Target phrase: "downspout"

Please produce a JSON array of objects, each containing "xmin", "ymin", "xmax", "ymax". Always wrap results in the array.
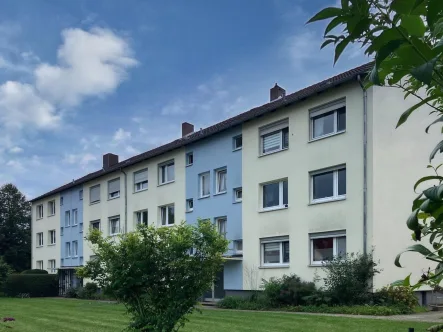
[
  {"xmin": 357, "ymin": 75, "xmax": 368, "ymax": 255},
  {"xmin": 120, "ymin": 168, "xmax": 128, "ymax": 233}
]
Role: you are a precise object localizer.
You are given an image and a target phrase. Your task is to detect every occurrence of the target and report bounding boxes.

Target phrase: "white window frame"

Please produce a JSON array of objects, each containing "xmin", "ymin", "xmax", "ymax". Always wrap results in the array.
[
  {"xmin": 65, "ymin": 210, "xmax": 71, "ymax": 227},
  {"xmin": 72, "ymin": 209, "xmax": 78, "ymax": 225},
  {"xmin": 90, "ymin": 220, "xmax": 100, "ymax": 231},
  {"xmin": 310, "ymin": 232, "xmax": 346, "ymax": 266},
  {"xmin": 48, "ymin": 230, "xmax": 56, "ymax": 245},
  {"xmin": 234, "ymin": 239, "xmax": 243, "ymax": 253},
  {"xmin": 310, "ymin": 99, "xmax": 346, "ymax": 141},
  {"xmin": 109, "ymin": 216, "xmax": 121, "ymax": 235},
  {"xmin": 134, "ymin": 168, "xmax": 148, "ymax": 192},
  {"xmin": 79, "ymin": 190, "xmax": 83, "ymax": 200},
  {"xmin": 216, "ymin": 217, "xmax": 227, "ymax": 239},
  {"xmin": 36, "ymin": 260, "xmax": 43, "ymax": 270},
  {"xmin": 135, "ymin": 210, "xmax": 148, "ymax": 226},
  {"xmin": 234, "ymin": 187, "xmax": 242, "ymax": 203},
  {"xmin": 160, "ymin": 204, "xmax": 175, "ymax": 227},
  {"xmin": 186, "ymin": 152, "xmax": 194, "ymax": 166},
  {"xmin": 48, "ymin": 259, "xmax": 56, "ymax": 274},
  {"xmin": 37, "ymin": 232, "xmax": 44, "ymax": 247},
  {"xmin": 48, "ymin": 200, "xmax": 56, "ymax": 216},
  {"xmin": 158, "ymin": 160, "xmax": 175, "ymax": 185},
  {"xmin": 233, "ymin": 135, "xmax": 242, "ymax": 150},
  {"xmin": 72, "ymin": 241, "xmax": 78, "ymax": 257},
  {"xmin": 259, "ymin": 119, "xmax": 289, "ymax": 156},
  {"xmin": 186, "ymin": 199, "xmax": 194, "ymax": 212},
  {"xmin": 310, "ymin": 166, "xmax": 346, "ymax": 204},
  {"xmin": 65, "ymin": 242, "xmax": 71, "ymax": 257},
  {"xmin": 199, "ymin": 172, "xmax": 210, "ymax": 198},
  {"xmin": 260, "ymin": 237, "xmax": 290, "ymax": 267},
  {"xmin": 108, "ymin": 178, "xmax": 120, "ymax": 199},
  {"xmin": 37, "ymin": 204, "xmax": 43, "ymax": 219},
  {"xmin": 261, "ymin": 179, "xmax": 288, "ymax": 211},
  {"xmin": 215, "ymin": 168, "xmax": 227, "ymax": 194}
]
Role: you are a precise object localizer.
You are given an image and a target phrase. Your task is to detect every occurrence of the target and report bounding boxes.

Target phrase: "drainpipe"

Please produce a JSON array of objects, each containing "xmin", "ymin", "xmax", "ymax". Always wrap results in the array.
[
  {"xmin": 120, "ymin": 168, "xmax": 128, "ymax": 233},
  {"xmin": 357, "ymin": 75, "xmax": 368, "ymax": 255}
]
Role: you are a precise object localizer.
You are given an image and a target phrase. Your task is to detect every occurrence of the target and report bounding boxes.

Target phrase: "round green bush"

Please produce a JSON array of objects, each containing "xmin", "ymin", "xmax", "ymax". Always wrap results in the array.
[
  {"xmin": 375, "ymin": 285, "xmax": 418, "ymax": 311},
  {"xmin": 4, "ymin": 274, "xmax": 57, "ymax": 297}
]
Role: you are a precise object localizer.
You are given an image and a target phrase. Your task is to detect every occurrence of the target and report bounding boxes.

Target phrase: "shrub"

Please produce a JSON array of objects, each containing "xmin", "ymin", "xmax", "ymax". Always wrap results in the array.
[
  {"xmin": 64, "ymin": 287, "xmax": 78, "ymax": 298},
  {"xmin": 3, "ymin": 274, "xmax": 58, "ymax": 297},
  {"xmin": 217, "ymin": 295, "xmax": 269, "ymax": 310},
  {"xmin": 321, "ymin": 251, "xmax": 380, "ymax": 305},
  {"xmin": 262, "ymin": 274, "xmax": 316, "ymax": 307},
  {"xmin": 77, "ymin": 283, "xmax": 99, "ymax": 299},
  {"xmin": 285, "ymin": 304, "xmax": 410, "ymax": 316},
  {"xmin": 374, "ymin": 285, "xmax": 418, "ymax": 311},
  {"xmin": 21, "ymin": 269, "xmax": 48, "ymax": 275},
  {"xmin": 0, "ymin": 258, "xmax": 12, "ymax": 290}
]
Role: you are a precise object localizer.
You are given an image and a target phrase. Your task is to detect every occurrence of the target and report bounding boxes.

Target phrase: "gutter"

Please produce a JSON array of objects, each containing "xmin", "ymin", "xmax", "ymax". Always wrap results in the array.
[
  {"xmin": 357, "ymin": 75, "xmax": 368, "ymax": 255},
  {"xmin": 120, "ymin": 168, "xmax": 128, "ymax": 233}
]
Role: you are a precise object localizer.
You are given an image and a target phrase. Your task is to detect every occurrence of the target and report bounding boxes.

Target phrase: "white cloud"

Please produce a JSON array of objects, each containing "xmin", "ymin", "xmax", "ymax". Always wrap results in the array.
[
  {"xmin": 0, "ymin": 55, "xmax": 32, "ymax": 73},
  {"xmin": 63, "ymin": 153, "xmax": 97, "ymax": 168},
  {"xmin": 9, "ymin": 146, "xmax": 23, "ymax": 154},
  {"xmin": 125, "ymin": 145, "xmax": 140, "ymax": 155},
  {"xmin": 35, "ymin": 27, "xmax": 138, "ymax": 107},
  {"xmin": 113, "ymin": 128, "xmax": 131, "ymax": 142},
  {"xmin": 6, "ymin": 160, "xmax": 25, "ymax": 172},
  {"xmin": 161, "ymin": 99, "xmax": 187, "ymax": 116}
]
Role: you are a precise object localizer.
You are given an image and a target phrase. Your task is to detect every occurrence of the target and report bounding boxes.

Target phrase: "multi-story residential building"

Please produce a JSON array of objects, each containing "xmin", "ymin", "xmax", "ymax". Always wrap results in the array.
[{"xmin": 31, "ymin": 62, "xmax": 440, "ymax": 302}]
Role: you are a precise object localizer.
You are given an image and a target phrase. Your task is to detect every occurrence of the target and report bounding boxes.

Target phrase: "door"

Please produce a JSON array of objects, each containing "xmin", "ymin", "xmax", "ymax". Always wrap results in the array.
[{"xmin": 203, "ymin": 268, "xmax": 225, "ymax": 301}]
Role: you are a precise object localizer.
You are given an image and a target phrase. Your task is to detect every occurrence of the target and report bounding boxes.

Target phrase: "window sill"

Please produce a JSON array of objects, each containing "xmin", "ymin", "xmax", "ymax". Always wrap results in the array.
[
  {"xmin": 309, "ymin": 130, "xmax": 345, "ymax": 143},
  {"xmin": 232, "ymin": 147, "xmax": 242, "ymax": 152},
  {"xmin": 36, "ymin": 217, "xmax": 43, "ymax": 220},
  {"xmin": 259, "ymin": 264, "xmax": 290, "ymax": 269},
  {"xmin": 186, "ymin": 163, "xmax": 193, "ymax": 167},
  {"xmin": 65, "ymin": 225, "xmax": 70, "ymax": 228},
  {"xmin": 186, "ymin": 210, "xmax": 194, "ymax": 213},
  {"xmin": 47, "ymin": 244, "xmax": 56, "ymax": 247},
  {"xmin": 308, "ymin": 264, "xmax": 323, "ymax": 267},
  {"xmin": 90, "ymin": 201, "xmax": 100, "ymax": 206},
  {"xmin": 309, "ymin": 197, "xmax": 346, "ymax": 205},
  {"xmin": 108, "ymin": 196, "xmax": 120, "ymax": 201},
  {"xmin": 36, "ymin": 246, "xmax": 43, "ymax": 248},
  {"xmin": 259, "ymin": 148, "xmax": 288, "ymax": 158},
  {"xmin": 72, "ymin": 224, "xmax": 78, "ymax": 227},
  {"xmin": 259, "ymin": 206, "xmax": 288, "ymax": 213},
  {"xmin": 159, "ymin": 224, "xmax": 175, "ymax": 228},
  {"xmin": 109, "ymin": 233, "xmax": 120, "ymax": 237},
  {"xmin": 214, "ymin": 191, "xmax": 227, "ymax": 196},
  {"xmin": 158, "ymin": 180, "xmax": 175, "ymax": 187},
  {"xmin": 198, "ymin": 195, "xmax": 210, "ymax": 200},
  {"xmin": 48, "ymin": 214, "xmax": 55, "ymax": 218},
  {"xmin": 134, "ymin": 188, "xmax": 148, "ymax": 194},
  {"xmin": 233, "ymin": 200, "xmax": 242, "ymax": 204}
]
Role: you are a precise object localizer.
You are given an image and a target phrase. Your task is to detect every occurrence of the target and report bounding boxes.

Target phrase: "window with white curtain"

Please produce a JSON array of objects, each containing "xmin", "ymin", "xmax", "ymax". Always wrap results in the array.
[
  {"xmin": 37, "ymin": 204, "xmax": 44, "ymax": 219},
  {"xmin": 215, "ymin": 168, "xmax": 227, "ymax": 194},
  {"xmin": 160, "ymin": 204, "xmax": 175, "ymax": 226},
  {"xmin": 199, "ymin": 172, "xmax": 210, "ymax": 198},
  {"xmin": 37, "ymin": 232, "xmax": 44, "ymax": 247},
  {"xmin": 259, "ymin": 119, "xmax": 289, "ymax": 155},
  {"xmin": 109, "ymin": 216, "xmax": 121, "ymax": 235},
  {"xmin": 135, "ymin": 210, "xmax": 148, "ymax": 225},
  {"xmin": 310, "ymin": 99, "xmax": 346, "ymax": 140},
  {"xmin": 216, "ymin": 217, "xmax": 227, "ymax": 239},
  {"xmin": 48, "ymin": 260, "xmax": 56, "ymax": 274},
  {"xmin": 48, "ymin": 230, "xmax": 56, "ymax": 245},
  {"xmin": 48, "ymin": 200, "xmax": 56, "ymax": 216}
]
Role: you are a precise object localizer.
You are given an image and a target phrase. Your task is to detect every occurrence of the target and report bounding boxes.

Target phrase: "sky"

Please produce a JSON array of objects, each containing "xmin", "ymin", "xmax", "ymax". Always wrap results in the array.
[{"xmin": 0, "ymin": 0, "xmax": 367, "ymax": 199}]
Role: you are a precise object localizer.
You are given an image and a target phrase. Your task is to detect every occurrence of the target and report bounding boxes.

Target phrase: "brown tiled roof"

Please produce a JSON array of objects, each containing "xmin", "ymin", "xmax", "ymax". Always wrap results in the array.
[{"xmin": 30, "ymin": 62, "xmax": 373, "ymax": 202}]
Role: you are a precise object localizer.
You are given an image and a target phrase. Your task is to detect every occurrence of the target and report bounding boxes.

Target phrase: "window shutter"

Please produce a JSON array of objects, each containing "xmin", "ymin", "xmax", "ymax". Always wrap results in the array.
[
  {"xmin": 109, "ymin": 179, "xmax": 120, "ymax": 193},
  {"xmin": 90, "ymin": 185, "xmax": 100, "ymax": 202},
  {"xmin": 134, "ymin": 169, "xmax": 148, "ymax": 183},
  {"xmin": 263, "ymin": 132, "xmax": 281, "ymax": 153}
]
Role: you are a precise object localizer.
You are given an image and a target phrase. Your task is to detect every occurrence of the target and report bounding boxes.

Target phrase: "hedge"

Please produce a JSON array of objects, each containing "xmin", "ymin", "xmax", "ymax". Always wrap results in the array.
[
  {"xmin": 3, "ymin": 274, "xmax": 58, "ymax": 297},
  {"xmin": 21, "ymin": 269, "xmax": 48, "ymax": 275}
]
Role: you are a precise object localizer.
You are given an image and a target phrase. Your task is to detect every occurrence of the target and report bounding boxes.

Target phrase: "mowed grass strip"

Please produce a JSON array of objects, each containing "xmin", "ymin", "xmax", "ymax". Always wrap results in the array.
[{"xmin": 0, "ymin": 298, "xmax": 432, "ymax": 332}]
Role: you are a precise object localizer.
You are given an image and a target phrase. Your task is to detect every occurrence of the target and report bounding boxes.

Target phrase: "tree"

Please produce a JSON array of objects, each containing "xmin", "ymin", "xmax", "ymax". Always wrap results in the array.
[
  {"xmin": 0, "ymin": 184, "xmax": 31, "ymax": 272},
  {"xmin": 0, "ymin": 256, "xmax": 12, "ymax": 290},
  {"xmin": 77, "ymin": 220, "xmax": 228, "ymax": 332}
]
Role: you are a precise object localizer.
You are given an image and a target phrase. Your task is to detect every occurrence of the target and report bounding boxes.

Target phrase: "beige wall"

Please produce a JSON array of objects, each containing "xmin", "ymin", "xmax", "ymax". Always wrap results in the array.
[
  {"xmin": 31, "ymin": 195, "xmax": 60, "ymax": 273},
  {"xmin": 241, "ymin": 82, "xmax": 365, "ymax": 289},
  {"xmin": 82, "ymin": 147, "xmax": 186, "ymax": 261}
]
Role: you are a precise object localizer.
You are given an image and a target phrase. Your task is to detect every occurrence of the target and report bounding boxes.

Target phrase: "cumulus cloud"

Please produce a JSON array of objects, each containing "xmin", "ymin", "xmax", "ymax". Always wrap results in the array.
[
  {"xmin": 9, "ymin": 146, "xmax": 23, "ymax": 154},
  {"xmin": 6, "ymin": 160, "xmax": 25, "ymax": 172},
  {"xmin": 63, "ymin": 153, "xmax": 97, "ymax": 169},
  {"xmin": 113, "ymin": 128, "xmax": 131, "ymax": 142}
]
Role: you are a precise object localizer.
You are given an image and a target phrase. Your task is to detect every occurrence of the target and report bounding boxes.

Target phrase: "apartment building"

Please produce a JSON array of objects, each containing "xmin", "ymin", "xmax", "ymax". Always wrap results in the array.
[{"xmin": 31, "ymin": 62, "xmax": 439, "ymax": 299}]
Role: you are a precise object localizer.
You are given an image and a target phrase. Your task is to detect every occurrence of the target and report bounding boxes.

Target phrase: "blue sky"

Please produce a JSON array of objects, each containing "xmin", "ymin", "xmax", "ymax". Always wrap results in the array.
[{"xmin": 0, "ymin": 0, "xmax": 366, "ymax": 198}]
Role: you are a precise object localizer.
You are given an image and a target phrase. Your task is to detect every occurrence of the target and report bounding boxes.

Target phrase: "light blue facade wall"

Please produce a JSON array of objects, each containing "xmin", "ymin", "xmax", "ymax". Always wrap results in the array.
[
  {"xmin": 60, "ymin": 186, "xmax": 84, "ymax": 268},
  {"xmin": 185, "ymin": 126, "xmax": 243, "ymax": 290}
]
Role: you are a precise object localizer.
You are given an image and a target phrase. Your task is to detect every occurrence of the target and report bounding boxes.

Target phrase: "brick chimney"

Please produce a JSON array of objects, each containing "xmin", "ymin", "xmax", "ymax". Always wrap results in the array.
[
  {"xmin": 103, "ymin": 153, "xmax": 119, "ymax": 170},
  {"xmin": 182, "ymin": 122, "xmax": 194, "ymax": 137},
  {"xmin": 270, "ymin": 83, "xmax": 286, "ymax": 102}
]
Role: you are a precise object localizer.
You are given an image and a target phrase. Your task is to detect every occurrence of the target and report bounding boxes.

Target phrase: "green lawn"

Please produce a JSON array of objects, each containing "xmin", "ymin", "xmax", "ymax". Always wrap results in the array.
[{"xmin": 0, "ymin": 298, "xmax": 432, "ymax": 331}]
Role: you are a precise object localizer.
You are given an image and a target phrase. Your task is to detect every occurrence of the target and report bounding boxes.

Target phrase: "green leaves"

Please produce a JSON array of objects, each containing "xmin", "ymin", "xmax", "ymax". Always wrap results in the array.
[
  {"xmin": 306, "ymin": 7, "xmax": 342, "ymax": 23},
  {"xmin": 411, "ymin": 57, "xmax": 438, "ymax": 84},
  {"xmin": 407, "ymin": 209, "xmax": 420, "ymax": 231},
  {"xmin": 395, "ymin": 244, "xmax": 440, "ymax": 268},
  {"xmin": 430, "ymin": 140, "xmax": 443, "ymax": 162},
  {"xmin": 428, "ymin": 0, "xmax": 443, "ymax": 28},
  {"xmin": 401, "ymin": 15, "xmax": 426, "ymax": 37},
  {"xmin": 334, "ymin": 38, "xmax": 351, "ymax": 64},
  {"xmin": 396, "ymin": 95, "xmax": 437, "ymax": 128},
  {"xmin": 414, "ymin": 176, "xmax": 443, "ymax": 191}
]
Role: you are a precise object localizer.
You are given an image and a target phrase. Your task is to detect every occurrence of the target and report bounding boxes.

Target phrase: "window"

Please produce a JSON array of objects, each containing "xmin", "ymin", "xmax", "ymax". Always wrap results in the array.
[
  {"xmin": 60, "ymin": 197, "xmax": 64, "ymax": 206},
  {"xmin": 135, "ymin": 210, "xmax": 148, "ymax": 225},
  {"xmin": 48, "ymin": 259, "xmax": 56, "ymax": 273},
  {"xmin": 60, "ymin": 227, "xmax": 64, "ymax": 236},
  {"xmin": 234, "ymin": 188, "xmax": 242, "ymax": 203},
  {"xmin": 261, "ymin": 237, "xmax": 289, "ymax": 266},
  {"xmin": 134, "ymin": 168, "xmax": 148, "ymax": 192},
  {"xmin": 233, "ymin": 135, "xmax": 242, "ymax": 150},
  {"xmin": 159, "ymin": 160, "xmax": 175, "ymax": 184},
  {"xmin": 72, "ymin": 241, "xmax": 78, "ymax": 257},
  {"xmin": 79, "ymin": 190, "xmax": 83, "ymax": 200},
  {"xmin": 37, "ymin": 232, "xmax": 43, "ymax": 247},
  {"xmin": 79, "ymin": 222, "xmax": 83, "ymax": 232},
  {"xmin": 37, "ymin": 204, "xmax": 43, "ymax": 219},
  {"xmin": 36, "ymin": 260, "xmax": 43, "ymax": 270},
  {"xmin": 65, "ymin": 210, "xmax": 71, "ymax": 227},
  {"xmin": 311, "ymin": 166, "xmax": 346, "ymax": 203},
  {"xmin": 234, "ymin": 240, "xmax": 243, "ymax": 253},
  {"xmin": 186, "ymin": 199, "xmax": 193, "ymax": 212},
  {"xmin": 216, "ymin": 217, "xmax": 227, "ymax": 239},
  {"xmin": 72, "ymin": 209, "xmax": 78, "ymax": 225},
  {"xmin": 215, "ymin": 168, "xmax": 227, "ymax": 194},
  {"xmin": 186, "ymin": 152, "xmax": 194, "ymax": 166},
  {"xmin": 310, "ymin": 231, "xmax": 346, "ymax": 265},
  {"xmin": 90, "ymin": 184, "xmax": 100, "ymax": 204},
  {"xmin": 262, "ymin": 179, "xmax": 288, "ymax": 210},
  {"xmin": 48, "ymin": 200, "xmax": 56, "ymax": 216},
  {"xmin": 260, "ymin": 119, "xmax": 289, "ymax": 155},
  {"xmin": 160, "ymin": 204, "xmax": 175, "ymax": 226},
  {"xmin": 310, "ymin": 99, "xmax": 346, "ymax": 140},
  {"xmin": 48, "ymin": 230, "xmax": 56, "ymax": 245},
  {"xmin": 199, "ymin": 172, "xmax": 210, "ymax": 198},
  {"xmin": 109, "ymin": 216, "xmax": 120, "ymax": 235},
  {"xmin": 108, "ymin": 178, "xmax": 120, "ymax": 199},
  {"xmin": 90, "ymin": 220, "xmax": 100, "ymax": 230},
  {"xmin": 65, "ymin": 242, "xmax": 71, "ymax": 257}
]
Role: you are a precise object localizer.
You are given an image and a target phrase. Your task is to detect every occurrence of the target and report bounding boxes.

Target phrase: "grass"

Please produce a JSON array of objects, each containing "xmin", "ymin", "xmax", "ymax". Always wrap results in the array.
[{"xmin": 0, "ymin": 298, "xmax": 433, "ymax": 332}]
